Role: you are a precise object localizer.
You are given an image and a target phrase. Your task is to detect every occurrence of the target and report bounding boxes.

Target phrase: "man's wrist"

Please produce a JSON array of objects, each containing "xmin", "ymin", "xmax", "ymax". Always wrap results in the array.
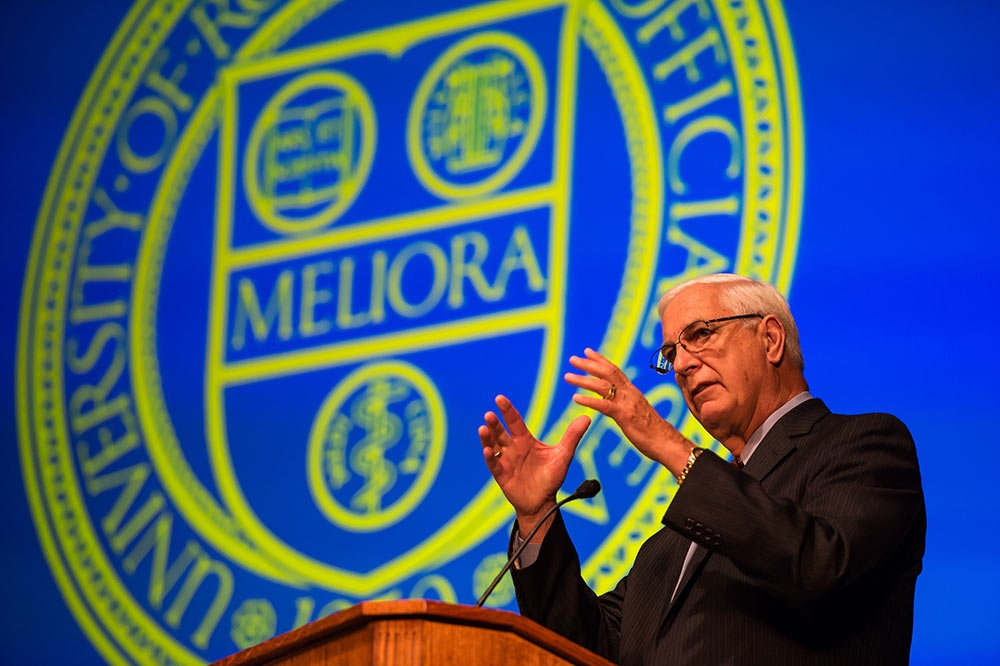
[
  {"xmin": 512, "ymin": 532, "xmax": 542, "ymax": 569},
  {"xmin": 516, "ymin": 503, "xmax": 557, "ymax": 543},
  {"xmin": 655, "ymin": 429, "xmax": 697, "ymax": 477},
  {"xmin": 676, "ymin": 447, "xmax": 705, "ymax": 485}
]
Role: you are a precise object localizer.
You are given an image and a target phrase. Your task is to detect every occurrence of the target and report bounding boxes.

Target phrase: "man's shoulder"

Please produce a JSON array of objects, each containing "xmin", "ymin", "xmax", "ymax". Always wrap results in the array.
[
  {"xmin": 815, "ymin": 406, "xmax": 911, "ymax": 437},
  {"xmin": 787, "ymin": 402, "xmax": 918, "ymax": 464},
  {"xmin": 786, "ymin": 398, "xmax": 910, "ymax": 435}
]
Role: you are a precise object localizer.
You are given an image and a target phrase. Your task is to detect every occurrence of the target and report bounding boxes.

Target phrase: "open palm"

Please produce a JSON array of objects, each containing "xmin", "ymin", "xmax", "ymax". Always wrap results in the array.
[{"xmin": 478, "ymin": 394, "xmax": 591, "ymax": 520}]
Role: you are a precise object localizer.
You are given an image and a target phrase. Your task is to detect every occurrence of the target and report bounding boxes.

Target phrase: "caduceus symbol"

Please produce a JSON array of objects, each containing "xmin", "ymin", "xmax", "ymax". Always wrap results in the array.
[{"xmin": 347, "ymin": 377, "xmax": 405, "ymax": 513}]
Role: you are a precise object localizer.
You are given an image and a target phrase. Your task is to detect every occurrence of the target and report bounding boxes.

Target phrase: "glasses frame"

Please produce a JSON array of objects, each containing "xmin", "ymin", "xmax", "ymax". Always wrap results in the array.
[{"xmin": 649, "ymin": 314, "xmax": 764, "ymax": 375}]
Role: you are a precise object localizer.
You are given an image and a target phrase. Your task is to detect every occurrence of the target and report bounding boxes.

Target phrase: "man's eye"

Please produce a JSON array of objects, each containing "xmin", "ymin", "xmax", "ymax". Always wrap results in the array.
[
  {"xmin": 664, "ymin": 346, "xmax": 677, "ymax": 363},
  {"xmin": 691, "ymin": 326, "xmax": 713, "ymax": 341}
]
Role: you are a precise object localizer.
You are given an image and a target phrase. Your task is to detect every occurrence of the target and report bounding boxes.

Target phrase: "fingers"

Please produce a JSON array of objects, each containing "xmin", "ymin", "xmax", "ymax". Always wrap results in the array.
[
  {"xmin": 565, "ymin": 348, "xmax": 626, "ymax": 406},
  {"xmin": 572, "ymin": 392, "xmax": 612, "ymax": 415},
  {"xmin": 478, "ymin": 418, "xmax": 500, "ymax": 448},
  {"xmin": 495, "ymin": 394, "xmax": 532, "ymax": 438},
  {"xmin": 568, "ymin": 347, "xmax": 621, "ymax": 380},
  {"xmin": 584, "ymin": 347, "xmax": 612, "ymax": 364},
  {"xmin": 479, "ymin": 396, "xmax": 530, "ymax": 474},
  {"xmin": 564, "ymin": 371, "xmax": 614, "ymax": 398},
  {"xmin": 483, "ymin": 410, "xmax": 510, "ymax": 444},
  {"xmin": 478, "ymin": 424, "xmax": 500, "ymax": 470}
]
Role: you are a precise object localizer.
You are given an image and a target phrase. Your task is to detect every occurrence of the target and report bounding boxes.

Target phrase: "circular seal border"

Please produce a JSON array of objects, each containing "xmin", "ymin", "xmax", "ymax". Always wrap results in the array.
[{"xmin": 16, "ymin": 1, "xmax": 804, "ymax": 665}]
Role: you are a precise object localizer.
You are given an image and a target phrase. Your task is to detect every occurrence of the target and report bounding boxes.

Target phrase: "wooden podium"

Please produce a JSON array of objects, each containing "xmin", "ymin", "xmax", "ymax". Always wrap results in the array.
[{"xmin": 211, "ymin": 600, "xmax": 615, "ymax": 666}]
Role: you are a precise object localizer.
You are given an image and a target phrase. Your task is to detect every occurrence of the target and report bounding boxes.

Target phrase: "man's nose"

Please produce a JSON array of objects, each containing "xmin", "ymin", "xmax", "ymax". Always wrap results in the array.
[{"xmin": 672, "ymin": 343, "xmax": 700, "ymax": 376}]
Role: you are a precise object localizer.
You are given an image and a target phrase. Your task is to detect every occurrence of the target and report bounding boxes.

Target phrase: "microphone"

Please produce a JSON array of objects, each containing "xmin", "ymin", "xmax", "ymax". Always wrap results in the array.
[{"xmin": 475, "ymin": 479, "xmax": 602, "ymax": 608}]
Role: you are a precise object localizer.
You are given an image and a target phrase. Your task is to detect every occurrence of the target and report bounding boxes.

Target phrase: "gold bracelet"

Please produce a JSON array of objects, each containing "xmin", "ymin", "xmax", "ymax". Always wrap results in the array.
[{"xmin": 677, "ymin": 447, "xmax": 705, "ymax": 485}]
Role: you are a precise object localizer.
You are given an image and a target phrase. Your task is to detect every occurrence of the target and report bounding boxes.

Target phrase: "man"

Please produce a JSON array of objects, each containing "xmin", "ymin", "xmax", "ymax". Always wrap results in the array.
[{"xmin": 478, "ymin": 274, "xmax": 925, "ymax": 665}]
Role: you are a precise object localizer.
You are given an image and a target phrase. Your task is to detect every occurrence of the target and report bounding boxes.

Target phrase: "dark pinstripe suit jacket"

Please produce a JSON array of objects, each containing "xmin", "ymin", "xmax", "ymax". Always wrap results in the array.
[{"xmin": 511, "ymin": 399, "xmax": 925, "ymax": 666}]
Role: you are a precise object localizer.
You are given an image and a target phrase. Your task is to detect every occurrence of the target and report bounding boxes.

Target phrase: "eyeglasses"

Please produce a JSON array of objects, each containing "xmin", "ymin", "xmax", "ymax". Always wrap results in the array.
[{"xmin": 649, "ymin": 314, "xmax": 764, "ymax": 375}]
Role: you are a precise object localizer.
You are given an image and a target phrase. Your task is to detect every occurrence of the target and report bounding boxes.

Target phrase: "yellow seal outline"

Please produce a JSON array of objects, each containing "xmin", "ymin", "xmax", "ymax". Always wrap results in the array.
[
  {"xmin": 406, "ymin": 30, "xmax": 548, "ymax": 200},
  {"xmin": 244, "ymin": 69, "xmax": 377, "ymax": 234},
  {"xmin": 306, "ymin": 360, "xmax": 447, "ymax": 532}
]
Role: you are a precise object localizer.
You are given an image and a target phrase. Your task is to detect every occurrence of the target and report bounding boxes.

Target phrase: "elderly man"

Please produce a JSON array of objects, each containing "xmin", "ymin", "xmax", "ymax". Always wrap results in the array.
[{"xmin": 478, "ymin": 274, "xmax": 925, "ymax": 665}]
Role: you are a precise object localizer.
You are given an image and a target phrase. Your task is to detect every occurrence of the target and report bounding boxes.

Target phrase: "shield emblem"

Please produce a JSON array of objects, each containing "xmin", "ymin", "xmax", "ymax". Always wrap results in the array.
[{"xmin": 199, "ymin": 0, "xmax": 582, "ymax": 595}]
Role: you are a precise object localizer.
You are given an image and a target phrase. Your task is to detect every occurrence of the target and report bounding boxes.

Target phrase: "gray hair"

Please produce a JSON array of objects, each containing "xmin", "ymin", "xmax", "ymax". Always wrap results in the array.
[{"xmin": 657, "ymin": 274, "xmax": 804, "ymax": 370}]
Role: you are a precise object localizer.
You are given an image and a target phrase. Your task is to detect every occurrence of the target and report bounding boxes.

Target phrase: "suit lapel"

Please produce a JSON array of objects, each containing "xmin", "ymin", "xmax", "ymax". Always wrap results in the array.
[{"xmin": 744, "ymin": 398, "xmax": 829, "ymax": 482}]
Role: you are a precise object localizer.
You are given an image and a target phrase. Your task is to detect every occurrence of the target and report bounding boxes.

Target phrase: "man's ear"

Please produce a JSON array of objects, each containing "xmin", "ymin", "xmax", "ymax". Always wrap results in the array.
[{"xmin": 762, "ymin": 315, "xmax": 786, "ymax": 366}]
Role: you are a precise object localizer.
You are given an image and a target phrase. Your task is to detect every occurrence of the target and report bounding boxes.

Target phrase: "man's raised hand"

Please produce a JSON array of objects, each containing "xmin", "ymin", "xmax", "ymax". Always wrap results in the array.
[
  {"xmin": 565, "ymin": 347, "xmax": 690, "ymax": 476},
  {"xmin": 479, "ymin": 395, "xmax": 591, "ymax": 539}
]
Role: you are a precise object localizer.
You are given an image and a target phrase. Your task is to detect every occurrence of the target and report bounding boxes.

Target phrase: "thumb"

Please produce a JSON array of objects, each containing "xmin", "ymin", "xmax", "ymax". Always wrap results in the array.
[{"xmin": 556, "ymin": 414, "xmax": 592, "ymax": 459}]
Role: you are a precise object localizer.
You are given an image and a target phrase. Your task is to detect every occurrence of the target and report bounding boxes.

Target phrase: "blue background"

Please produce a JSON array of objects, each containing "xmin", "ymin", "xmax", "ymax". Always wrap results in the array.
[{"xmin": 2, "ymin": 1, "xmax": 998, "ymax": 664}]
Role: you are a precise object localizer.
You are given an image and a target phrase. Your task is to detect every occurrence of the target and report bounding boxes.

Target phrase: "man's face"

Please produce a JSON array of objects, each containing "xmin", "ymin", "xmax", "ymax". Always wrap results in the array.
[{"xmin": 660, "ymin": 285, "xmax": 769, "ymax": 437}]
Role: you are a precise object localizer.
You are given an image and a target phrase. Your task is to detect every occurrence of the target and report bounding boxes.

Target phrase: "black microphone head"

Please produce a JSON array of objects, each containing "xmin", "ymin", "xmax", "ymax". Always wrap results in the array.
[{"xmin": 574, "ymin": 479, "xmax": 601, "ymax": 499}]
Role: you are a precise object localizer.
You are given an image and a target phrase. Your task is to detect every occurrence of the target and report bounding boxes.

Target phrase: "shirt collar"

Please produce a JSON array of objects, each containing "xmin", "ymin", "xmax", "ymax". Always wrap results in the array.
[{"xmin": 740, "ymin": 391, "xmax": 813, "ymax": 464}]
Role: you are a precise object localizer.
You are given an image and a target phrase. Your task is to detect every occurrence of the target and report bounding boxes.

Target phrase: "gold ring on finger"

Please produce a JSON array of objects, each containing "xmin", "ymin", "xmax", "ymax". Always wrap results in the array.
[
  {"xmin": 493, "ymin": 447, "xmax": 502, "ymax": 458},
  {"xmin": 604, "ymin": 384, "xmax": 617, "ymax": 400}
]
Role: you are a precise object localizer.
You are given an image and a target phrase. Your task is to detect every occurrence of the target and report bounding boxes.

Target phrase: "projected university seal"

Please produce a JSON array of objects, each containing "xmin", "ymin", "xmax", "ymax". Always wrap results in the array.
[{"xmin": 18, "ymin": 0, "xmax": 804, "ymax": 663}]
